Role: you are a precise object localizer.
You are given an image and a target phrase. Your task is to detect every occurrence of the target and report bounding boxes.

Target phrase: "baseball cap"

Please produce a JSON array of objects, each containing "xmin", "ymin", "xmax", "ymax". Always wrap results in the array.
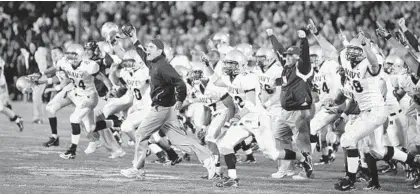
[
  {"xmin": 285, "ymin": 46, "xmax": 301, "ymax": 55},
  {"xmin": 151, "ymin": 38, "xmax": 164, "ymax": 50}
]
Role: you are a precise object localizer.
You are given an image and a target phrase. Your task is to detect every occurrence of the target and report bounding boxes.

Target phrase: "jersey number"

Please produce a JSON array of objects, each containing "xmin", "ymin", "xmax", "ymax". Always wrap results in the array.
[
  {"xmin": 70, "ymin": 79, "xmax": 86, "ymax": 90},
  {"xmin": 208, "ymin": 103, "xmax": 217, "ymax": 112},
  {"xmin": 322, "ymin": 82, "xmax": 330, "ymax": 94},
  {"xmin": 352, "ymin": 80, "xmax": 363, "ymax": 93},
  {"xmin": 234, "ymin": 96, "xmax": 245, "ymax": 108},
  {"xmin": 261, "ymin": 83, "xmax": 274, "ymax": 94},
  {"xmin": 133, "ymin": 88, "xmax": 142, "ymax": 100}
]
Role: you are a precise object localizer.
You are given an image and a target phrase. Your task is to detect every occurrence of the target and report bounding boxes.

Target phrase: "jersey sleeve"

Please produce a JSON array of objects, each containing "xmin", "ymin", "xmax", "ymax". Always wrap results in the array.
[{"xmin": 87, "ymin": 61, "xmax": 100, "ymax": 75}]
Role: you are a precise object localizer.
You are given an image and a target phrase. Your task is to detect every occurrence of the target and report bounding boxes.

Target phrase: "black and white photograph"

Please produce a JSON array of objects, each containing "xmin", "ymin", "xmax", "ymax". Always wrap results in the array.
[{"xmin": 0, "ymin": 1, "xmax": 419, "ymax": 193}]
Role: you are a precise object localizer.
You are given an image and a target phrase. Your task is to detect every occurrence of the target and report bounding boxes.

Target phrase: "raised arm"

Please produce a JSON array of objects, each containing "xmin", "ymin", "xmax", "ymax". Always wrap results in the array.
[
  {"xmin": 399, "ymin": 18, "xmax": 419, "ymax": 52},
  {"xmin": 307, "ymin": 19, "xmax": 340, "ymax": 61},
  {"xmin": 297, "ymin": 30, "xmax": 311, "ymax": 75},
  {"xmin": 266, "ymin": 29, "xmax": 286, "ymax": 63}
]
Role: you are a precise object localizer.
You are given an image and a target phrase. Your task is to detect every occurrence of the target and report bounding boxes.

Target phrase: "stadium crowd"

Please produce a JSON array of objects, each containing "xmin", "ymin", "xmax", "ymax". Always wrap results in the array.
[{"xmin": 1, "ymin": 1, "xmax": 420, "ymax": 101}]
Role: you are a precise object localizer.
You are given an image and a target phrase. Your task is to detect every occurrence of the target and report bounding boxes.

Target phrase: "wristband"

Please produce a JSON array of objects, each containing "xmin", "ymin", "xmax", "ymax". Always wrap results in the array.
[
  {"xmin": 340, "ymin": 113, "xmax": 348, "ymax": 120},
  {"xmin": 54, "ymin": 85, "xmax": 62, "ymax": 91},
  {"xmin": 47, "ymin": 78, "xmax": 53, "ymax": 85}
]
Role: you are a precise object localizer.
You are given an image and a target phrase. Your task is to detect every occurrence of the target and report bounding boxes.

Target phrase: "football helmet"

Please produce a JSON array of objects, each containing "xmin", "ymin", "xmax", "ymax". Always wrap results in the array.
[
  {"xmin": 121, "ymin": 50, "xmax": 144, "ymax": 71},
  {"xmin": 213, "ymin": 32, "xmax": 230, "ymax": 48},
  {"xmin": 346, "ymin": 38, "xmax": 366, "ymax": 63},
  {"xmin": 309, "ymin": 45, "xmax": 325, "ymax": 70},
  {"xmin": 236, "ymin": 43, "xmax": 254, "ymax": 62},
  {"xmin": 222, "ymin": 50, "xmax": 247, "ymax": 76},
  {"xmin": 65, "ymin": 43, "xmax": 85, "ymax": 67},
  {"xmin": 97, "ymin": 41, "xmax": 113, "ymax": 57},
  {"xmin": 255, "ymin": 47, "xmax": 276, "ymax": 68},
  {"xmin": 101, "ymin": 22, "xmax": 120, "ymax": 46},
  {"xmin": 189, "ymin": 62, "xmax": 204, "ymax": 81},
  {"xmin": 84, "ymin": 41, "xmax": 101, "ymax": 60},
  {"xmin": 385, "ymin": 54, "xmax": 406, "ymax": 75},
  {"xmin": 16, "ymin": 76, "xmax": 35, "ymax": 92}
]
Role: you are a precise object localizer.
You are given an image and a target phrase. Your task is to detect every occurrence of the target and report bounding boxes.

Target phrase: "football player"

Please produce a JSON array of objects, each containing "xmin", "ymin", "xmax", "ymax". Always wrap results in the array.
[
  {"xmin": 58, "ymin": 43, "xmax": 112, "ymax": 160},
  {"xmin": 334, "ymin": 33, "xmax": 420, "ymax": 191},
  {"xmin": 0, "ymin": 57, "xmax": 24, "ymax": 131}
]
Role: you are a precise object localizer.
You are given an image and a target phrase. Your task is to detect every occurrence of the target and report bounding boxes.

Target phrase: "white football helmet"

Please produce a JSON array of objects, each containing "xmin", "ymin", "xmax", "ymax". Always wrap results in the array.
[
  {"xmin": 101, "ymin": 22, "xmax": 120, "ymax": 46},
  {"xmin": 65, "ymin": 43, "xmax": 85, "ymax": 67},
  {"xmin": 385, "ymin": 54, "xmax": 406, "ymax": 75},
  {"xmin": 213, "ymin": 32, "xmax": 230, "ymax": 48},
  {"xmin": 255, "ymin": 47, "xmax": 276, "ymax": 68},
  {"xmin": 309, "ymin": 45, "xmax": 325, "ymax": 70},
  {"xmin": 222, "ymin": 50, "xmax": 247, "ymax": 76},
  {"xmin": 16, "ymin": 76, "xmax": 35, "ymax": 92},
  {"xmin": 236, "ymin": 43, "xmax": 254, "ymax": 62},
  {"xmin": 121, "ymin": 50, "xmax": 145, "ymax": 71},
  {"xmin": 346, "ymin": 38, "xmax": 366, "ymax": 63}
]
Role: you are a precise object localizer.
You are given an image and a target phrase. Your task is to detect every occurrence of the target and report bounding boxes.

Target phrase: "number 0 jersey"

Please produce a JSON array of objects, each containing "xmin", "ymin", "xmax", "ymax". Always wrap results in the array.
[
  {"xmin": 60, "ymin": 59, "xmax": 100, "ymax": 95},
  {"xmin": 340, "ymin": 51, "xmax": 385, "ymax": 111},
  {"xmin": 120, "ymin": 66, "xmax": 151, "ymax": 110},
  {"xmin": 221, "ymin": 72, "xmax": 264, "ymax": 113}
]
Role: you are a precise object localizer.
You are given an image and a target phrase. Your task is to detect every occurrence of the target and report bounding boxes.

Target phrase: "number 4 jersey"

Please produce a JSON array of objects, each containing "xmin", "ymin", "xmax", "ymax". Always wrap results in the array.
[
  {"xmin": 340, "ymin": 51, "xmax": 385, "ymax": 111},
  {"xmin": 312, "ymin": 59, "xmax": 342, "ymax": 104},
  {"xmin": 60, "ymin": 59, "xmax": 100, "ymax": 96}
]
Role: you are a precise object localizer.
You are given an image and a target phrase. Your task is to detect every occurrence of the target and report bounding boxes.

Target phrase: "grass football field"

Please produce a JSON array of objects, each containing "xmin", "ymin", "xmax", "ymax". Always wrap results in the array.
[{"xmin": 0, "ymin": 102, "xmax": 415, "ymax": 194}]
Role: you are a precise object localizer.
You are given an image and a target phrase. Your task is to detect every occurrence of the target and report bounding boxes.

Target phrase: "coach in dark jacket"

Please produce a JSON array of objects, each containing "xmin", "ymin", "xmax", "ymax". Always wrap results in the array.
[
  {"xmin": 120, "ymin": 26, "xmax": 214, "ymax": 179},
  {"xmin": 268, "ymin": 29, "xmax": 314, "ymax": 174}
]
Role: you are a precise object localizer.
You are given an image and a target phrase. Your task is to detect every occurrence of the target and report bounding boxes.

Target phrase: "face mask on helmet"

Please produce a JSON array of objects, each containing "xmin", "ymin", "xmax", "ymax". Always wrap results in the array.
[
  {"xmin": 346, "ymin": 45, "xmax": 364, "ymax": 62},
  {"xmin": 121, "ymin": 59, "xmax": 141, "ymax": 71},
  {"xmin": 65, "ymin": 44, "xmax": 85, "ymax": 67},
  {"xmin": 84, "ymin": 42, "xmax": 101, "ymax": 60},
  {"xmin": 190, "ymin": 69, "xmax": 204, "ymax": 80},
  {"xmin": 222, "ymin": 60, "xmax": 240, "ymax": 76}
]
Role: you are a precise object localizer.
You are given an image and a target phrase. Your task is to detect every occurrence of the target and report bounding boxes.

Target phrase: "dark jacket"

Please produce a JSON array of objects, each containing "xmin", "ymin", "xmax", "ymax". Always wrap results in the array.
[
  {"xmin": 134, "ymin": 41, "xmax": 187, "ymax": 107},
  {"xmin": 270, "ymin": 35, "xmax": 313, "ymax": 111}
]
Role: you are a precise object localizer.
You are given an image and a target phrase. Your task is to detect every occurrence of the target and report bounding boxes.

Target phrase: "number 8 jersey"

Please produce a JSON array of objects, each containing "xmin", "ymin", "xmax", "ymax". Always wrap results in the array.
[
  {"xmin": 340, "ymin": 51, "xmax": 385, "ymax": 111},
  {"xmin": 120, "ymin": 66, "xmax": 151, "ymax": 110},
  {"xmin": 61, "ymin": 59, "xmax": 100, "ymax": 95}
]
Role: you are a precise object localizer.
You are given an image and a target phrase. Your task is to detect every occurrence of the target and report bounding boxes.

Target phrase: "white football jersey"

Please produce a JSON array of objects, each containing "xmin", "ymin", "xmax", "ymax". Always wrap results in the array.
[
  {"xmin": 255, "ymin": 63, "xmax": 283, "ymax": 104},
  {"xmin": 312, "ymin": 59, "xmax": 342, "ymax": 103},
  {"xmin": 221, "ymin": 72, "xmax": 264, "ymax": 113},
  {"xmin": 379, "ymin": 72, "xmax": 401, "ymax": 113},
  {"xmin": 397, "ymin": 73, "xmax": 420, "ymax": 103},
  {"xmin": 61, "ymin": 60, "xmax": 100, "ymax": 95},
  {"xmin": 340, "ymin": 51, "xmax": 385, "ymax": 111},
  {"xmin": 55, "ymin": 57, "xmax": 68, "ymax": 82},
  {"xmin": 0, "ymin": 58, "xmax": 5, "ymax": 86},
  {"xmin": 120, "ymin": 66, "xmax": 151, "ymax": 110}
]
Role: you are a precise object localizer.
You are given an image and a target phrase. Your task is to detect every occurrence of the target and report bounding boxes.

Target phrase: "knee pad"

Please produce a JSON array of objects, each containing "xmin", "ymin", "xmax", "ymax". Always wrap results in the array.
[
  {"xmin": 46, "ymin": 103, "xmax": 58, "ymax": 115},
  {"xmin": 69, "ymin": 113, "xmax": 83, "ymax": 124},
  {"xmin": 71, "ymin": 123, "xmax": 81, "ymax": 135},
  {"xmin": 217, "ymin": 139, "xmax": 234, "ymax": 155},
  {"xmin": 340, "ymin": 133, "xmax": 356, "ymax": 148}
]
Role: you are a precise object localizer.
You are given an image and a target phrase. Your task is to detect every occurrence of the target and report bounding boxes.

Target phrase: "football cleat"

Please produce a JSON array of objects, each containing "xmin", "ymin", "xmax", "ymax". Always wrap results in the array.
[
  {"xmin": 120, "ymin": 167, "xmax": 145, "ymax": 180},
  {"xmin": 356, "ymin": 170, "xmax": 370, "ymax": 182},
  {"xmin": 16, "ymin": 116, "xmax": 24, "ymax": 132},
  {"xmin": 201, "ymin": 173, "xmax": 223, "ymax": 180},
  {"xmin": 59, "ymin": 149, "xmax": 76, "ymax": 160},
  {"xmin": 109, "ymin": 149, "xmax": 126, "ymax": 159},
  {"xmin": 363, "ymin": 181, "xmax": 381, "ymax": 191},
  {"xmin": 214, "ymin": 177, "xmax": 239, "ymax": 188},
  {"xmin": 43, "ymin": 137, "xmax": 59, "ymax": 147},
  {"xmin": 84, "ymin": 142, "xmax": 98, "ymax": 154},
  {"xmin": 298, "ymin": 154, "xmax": 314, "ymax": 179},
  {"xmin": 170, "ymin": 156, "xmax": 183, "ymax": 166},
  {"xmin": 379, "ymin": 160, "xmax": 398, "ymax": 174},
  {"xmin": 272, "ymin": 170, "xmax": 288, "ymax": 179},
  {"xmin": 334, "ymin": 176, "xmax": 355, "ymax": 191},
  {"xmin": 414, "ymin": 175, "xmax": 420, "ymax": 189}
]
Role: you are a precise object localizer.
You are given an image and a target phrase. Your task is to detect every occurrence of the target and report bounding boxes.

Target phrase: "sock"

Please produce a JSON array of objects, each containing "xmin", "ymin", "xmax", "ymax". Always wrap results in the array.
[
  {"xmin": 405, "ymin": 153, "xmax": 416, "ymax": 168},
  {"xmin": 166, "ymin": 148, "xmax": 179, "ymax": 161},
  {"xmin": 49, "ymin": 117, "xmax": 57, "ymax": 136},
  {"xmin": 70, "ymin": 123, "xmax": 81, "ymax": 145},
  {"xmin": 344, "ymin": 148, "xmax": 349, "ymax": 176},
  {"xmin": 347, "ymin": 149, "xmax": 359, "ymax": 181},
  {"xmin": 366, "ymin": 153, "xmax": 379, "ymax": 186},
  {"xmin": 148, "ymin": 143, "xmax": 163, "ymax": 154},
  {"xmin": 69, "ymin": 143, "xmax": 77, "ymax": 152},
  {"xmin": 284, "ymin": 149, "xmax": 297, "ymax": 160},
  {"xmin": 310, "ymin": 134, "xmax": 318, "ymax": 154},
  {"xmin": 391, "ymin": 147, "xmax": 409, "ymax": 162},
  {"xmin": 224, "ymin": 153, "xmax": 237, "ymax": 179},
  {"xmin": 216, "ymin": 162, "xmax": 221, "ymax": 174},
  {"xmin": 10, "ymin": 115, "xmax": 18, "ymax": 122}
]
